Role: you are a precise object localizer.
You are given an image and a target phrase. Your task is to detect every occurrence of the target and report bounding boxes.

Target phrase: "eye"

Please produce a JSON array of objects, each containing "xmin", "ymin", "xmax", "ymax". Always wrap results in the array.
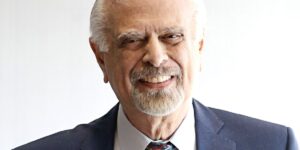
[
  {"xmin": 160, "ymin": 33, "xmax": 184, "ymax": 45},
  {"xmin": 119, "ymin": 38, "xmax": 144, "ymax": 50},
  {"xmin": 125, "ymin": 39, "xmax": 139, "ymax": 44},
  {"xmin": 167, "ymin": 34, "xmax": 182, "ymax": 39}
]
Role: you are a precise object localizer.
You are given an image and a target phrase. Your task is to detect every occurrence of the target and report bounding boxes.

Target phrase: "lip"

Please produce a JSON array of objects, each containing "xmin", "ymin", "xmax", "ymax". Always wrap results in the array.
[{"xmin": 137, "ymin": 76, "xmax": 176, "ymax": 89}]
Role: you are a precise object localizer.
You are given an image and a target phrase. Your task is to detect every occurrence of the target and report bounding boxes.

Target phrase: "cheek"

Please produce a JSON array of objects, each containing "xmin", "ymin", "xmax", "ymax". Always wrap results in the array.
[
  {"xmin": 104, "ymin": 52, "xmax": 132, "ymax": 99},
  {"xmin": 121, "ymin": 50, "xmax": 144, "ymax": 74},
  {"xmin": 115, "ymin": 50, "xmax": 144, "ymax": 88},
  {"xmin": 171, "ymin": 45, "xmax": 194, "ymax": 72},
  {"xmin": 173, "ymin": 44, "xmax": 200, "ymax": 84}
]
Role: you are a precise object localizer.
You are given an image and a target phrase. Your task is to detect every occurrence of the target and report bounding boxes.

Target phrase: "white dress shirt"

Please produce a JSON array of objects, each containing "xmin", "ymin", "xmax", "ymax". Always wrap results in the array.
[{"xmin": 114, "ymin": 102, "xmax": 196, "ymax": 150}]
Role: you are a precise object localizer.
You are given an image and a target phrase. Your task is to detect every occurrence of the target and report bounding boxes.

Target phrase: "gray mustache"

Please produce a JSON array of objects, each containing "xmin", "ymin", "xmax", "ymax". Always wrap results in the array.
[{"xmin": 130, "ymin": 66, "xmax": 182, "ymax": 84}]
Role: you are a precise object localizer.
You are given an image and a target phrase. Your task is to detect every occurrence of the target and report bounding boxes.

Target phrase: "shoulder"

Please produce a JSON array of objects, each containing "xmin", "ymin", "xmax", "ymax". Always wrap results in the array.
[
  {"xmin": 192, "ymin": 99, "xmax": 297, "ymax": 149},
  {"xmin": 13, "ymin": 124, "xmax": 92, "ymax": 150},
  {"xmin": 193, "ymin": 100, "xmax": 289, "ymax": 136},
  {"xmin": 210, "ymin": 106, "xmax": 297, "ymax": 149},
  {"xmin": 210, "ymin": 108, "xmax": 298, "ymax": 150},
  {"xmin": 210, "ymin": 107, "xmax": 287, "ymax": 133},
  {"xmin": 14, "ymin": 104, "xmax": 119, "ymax": 150}
]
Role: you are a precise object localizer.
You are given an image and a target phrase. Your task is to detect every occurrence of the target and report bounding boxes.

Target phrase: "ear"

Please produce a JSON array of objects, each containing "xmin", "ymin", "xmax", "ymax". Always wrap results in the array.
[
  {"xmin": 198, "ymin": 35, "xmax": 205, "ymax": 53},
  {"xmin": 198, "ymin": 37, "xmax": 205, "ymax": 71},
  {"xmin": 89, "ymin": 38, "xmax": 109, "ymax": 83}
]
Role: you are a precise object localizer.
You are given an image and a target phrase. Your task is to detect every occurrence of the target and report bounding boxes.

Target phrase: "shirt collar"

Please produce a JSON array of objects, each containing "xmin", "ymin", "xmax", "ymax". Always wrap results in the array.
[
  {"xmin": 116, "ymin": 102, "xmax": 195, "ymax": 150},
  {"xmin": 117, "ymin": 105, "xmax": 152, "ymax": 150},
  {"xmin": 169, "ymin": 102, "xmax": 196, "ymax": 149}
]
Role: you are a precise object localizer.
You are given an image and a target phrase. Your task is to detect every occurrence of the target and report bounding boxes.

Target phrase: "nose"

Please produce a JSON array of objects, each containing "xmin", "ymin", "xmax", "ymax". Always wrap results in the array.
[{"xmin": 142, "ymin": 36, "xmax": 168, "ymax": 67}]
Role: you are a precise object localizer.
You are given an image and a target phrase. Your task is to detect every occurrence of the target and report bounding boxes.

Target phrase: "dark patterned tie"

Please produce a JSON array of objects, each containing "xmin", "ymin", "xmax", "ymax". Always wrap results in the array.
[{"xmin": 145, "ymin": 141, "xmax": 178, "ymax": 150}]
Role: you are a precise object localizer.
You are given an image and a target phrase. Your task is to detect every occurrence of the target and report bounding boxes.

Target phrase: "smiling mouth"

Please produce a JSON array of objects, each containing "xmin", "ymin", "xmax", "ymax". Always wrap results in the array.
[
  {"xmin": 138, "ymin": 75, "xmax": 175, "ymax": 89},
  {"xmin": 141, "ymin": 75, "xmax": 173, "ymax": 83}
]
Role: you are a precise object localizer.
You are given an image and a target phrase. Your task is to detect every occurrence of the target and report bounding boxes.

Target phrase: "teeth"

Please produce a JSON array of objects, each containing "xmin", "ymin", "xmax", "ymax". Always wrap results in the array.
[{"xmin": 143, "ymin": 76, "xmax": 171, "ymax": 83}]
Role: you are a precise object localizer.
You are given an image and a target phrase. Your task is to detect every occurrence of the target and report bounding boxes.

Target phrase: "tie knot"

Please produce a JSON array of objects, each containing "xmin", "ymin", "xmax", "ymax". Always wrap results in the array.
[{"xmin": 145, "ymin": 141, "xmax": 178, "ymax": 150}]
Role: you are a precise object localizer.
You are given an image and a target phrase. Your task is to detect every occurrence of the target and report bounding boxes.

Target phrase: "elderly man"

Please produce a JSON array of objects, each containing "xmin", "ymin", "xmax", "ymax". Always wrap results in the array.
[{"xmin": 15, "ymin": 0, "xmax": 297, "ymax": 150}]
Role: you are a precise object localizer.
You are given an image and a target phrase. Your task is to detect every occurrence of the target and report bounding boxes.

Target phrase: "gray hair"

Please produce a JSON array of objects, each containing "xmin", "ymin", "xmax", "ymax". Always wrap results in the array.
[
  {"xmin": 89, "ymin": 0, "xmax": 206, "ymax": 52},
  {"xmin": 90, "ymin": 0, "xmax": 109, "ymax": 52}
]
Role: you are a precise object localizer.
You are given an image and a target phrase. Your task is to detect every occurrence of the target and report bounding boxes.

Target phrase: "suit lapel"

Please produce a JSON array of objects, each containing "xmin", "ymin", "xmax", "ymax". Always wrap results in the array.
[
  {"xmin": 193, "ymin": 100, "xmax": 236, "ymax": 150},
  {"xmin": 81, "ymin": 104, "xmax": 119, "ymax": 150}
]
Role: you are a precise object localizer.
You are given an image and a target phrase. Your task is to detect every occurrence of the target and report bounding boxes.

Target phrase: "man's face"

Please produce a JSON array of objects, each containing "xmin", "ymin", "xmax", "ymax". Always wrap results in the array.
[{"xmin": 93, "ymin": 0, "xmax": 203, "ymax": 116}]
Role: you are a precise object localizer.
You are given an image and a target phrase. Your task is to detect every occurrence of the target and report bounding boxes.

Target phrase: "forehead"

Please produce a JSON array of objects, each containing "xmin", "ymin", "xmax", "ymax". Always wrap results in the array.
[{"xmin": 105, "ymin": 0, "xmax": 196, "ymax": 34}]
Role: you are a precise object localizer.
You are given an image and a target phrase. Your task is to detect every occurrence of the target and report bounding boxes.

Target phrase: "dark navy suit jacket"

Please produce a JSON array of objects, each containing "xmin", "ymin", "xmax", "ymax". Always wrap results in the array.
[{"xmin": 14, "ymin": 100, "xmax": 298, "ymax": 150}]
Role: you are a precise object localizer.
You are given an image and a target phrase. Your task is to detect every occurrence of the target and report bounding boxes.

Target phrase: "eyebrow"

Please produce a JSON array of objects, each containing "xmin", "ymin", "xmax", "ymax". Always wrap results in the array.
[
  {"xmin": 159, "ymin": 27, "xmax": 184, "ymax": 35},
  {"xmin": 117, "ymin": 31, "xmax": 145, "ymax": 41},
  {"xmin": 116, "ymin": 27, "xmax": 184, "ymax": 43}
]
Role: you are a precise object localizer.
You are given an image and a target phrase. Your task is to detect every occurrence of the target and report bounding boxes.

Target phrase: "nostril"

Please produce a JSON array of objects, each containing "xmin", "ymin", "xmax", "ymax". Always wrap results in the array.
[{"xmin": 142, "ymin": 53, "xmax": 168, "ymax": 68}]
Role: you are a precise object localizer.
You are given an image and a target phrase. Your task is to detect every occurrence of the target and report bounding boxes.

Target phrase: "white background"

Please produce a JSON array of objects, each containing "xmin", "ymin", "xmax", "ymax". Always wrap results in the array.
[{"xmin": 1, "ymin": 0, "xmax": 299, "ymax": 149}]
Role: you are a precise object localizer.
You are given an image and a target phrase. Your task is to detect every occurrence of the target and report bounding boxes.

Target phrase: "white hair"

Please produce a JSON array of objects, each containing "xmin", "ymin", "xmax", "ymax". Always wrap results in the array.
[
  {"xmin": 90, "ymin": 0, "xmax": 109, "ymax": 52},
  {"xmin": 192, "ymin": 0, "xmax": 207, "ymax": 42},
  {"xmin": 89, "ymin": 0, "xmax": 206, "ymax": 52}
]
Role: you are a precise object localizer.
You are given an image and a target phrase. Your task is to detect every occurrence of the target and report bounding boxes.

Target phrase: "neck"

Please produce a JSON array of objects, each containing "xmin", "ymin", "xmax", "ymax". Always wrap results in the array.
[{"xmin": 122, "ymin": 99, "xmax": 191, "ymax": 140}]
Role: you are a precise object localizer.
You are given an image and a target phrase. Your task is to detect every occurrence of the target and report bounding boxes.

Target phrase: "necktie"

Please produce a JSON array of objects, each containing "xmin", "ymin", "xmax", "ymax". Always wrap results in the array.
[{"xmin": 145, "ymin": 141, "xmax": 178, "ymax": 150}]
